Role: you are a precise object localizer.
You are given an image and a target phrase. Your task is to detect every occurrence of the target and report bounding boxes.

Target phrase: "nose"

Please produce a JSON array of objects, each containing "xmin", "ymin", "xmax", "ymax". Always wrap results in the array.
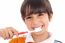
[{"xmin": 32, "ymin": 18, "xmax": 41, "ymax": 27}]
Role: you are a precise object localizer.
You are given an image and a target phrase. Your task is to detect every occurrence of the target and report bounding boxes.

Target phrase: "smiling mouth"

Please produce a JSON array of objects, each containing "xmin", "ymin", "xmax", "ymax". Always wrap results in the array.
[{"xmin": 30, "ymin": 26, "xmax": 43, "ymax": 32}]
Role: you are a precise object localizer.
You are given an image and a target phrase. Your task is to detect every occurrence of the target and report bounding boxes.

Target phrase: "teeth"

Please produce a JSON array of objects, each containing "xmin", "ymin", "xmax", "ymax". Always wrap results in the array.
[
  {"xmin": 30, "ymin": 27, "xmax": 42, "ymax": 32},
  {"xmin": 34, "ymin": 27, "xmax": 42, "ymax": 32}
]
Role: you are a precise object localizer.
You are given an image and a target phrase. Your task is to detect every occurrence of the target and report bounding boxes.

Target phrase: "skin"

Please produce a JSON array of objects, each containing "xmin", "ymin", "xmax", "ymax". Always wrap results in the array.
[
  {"xmin": 24, "ymin": 13, "xmax": 52, "ymax": 42},
  {"xmin": 0, "ymin": 27, "xmax": 18, "ymax": 39}
]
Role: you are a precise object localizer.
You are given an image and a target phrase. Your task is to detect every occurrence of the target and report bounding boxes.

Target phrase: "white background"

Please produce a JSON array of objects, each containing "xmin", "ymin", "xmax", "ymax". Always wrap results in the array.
[{"xmin": 0, "ymin": 0, "xmax": 65, "ymax": 43}]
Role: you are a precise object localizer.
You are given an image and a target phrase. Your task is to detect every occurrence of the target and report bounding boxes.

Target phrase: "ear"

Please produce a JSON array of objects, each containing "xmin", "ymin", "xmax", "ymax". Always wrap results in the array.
[{"xmin": 49, "ymin": 14, "xmax": 53, "ymax": 21}]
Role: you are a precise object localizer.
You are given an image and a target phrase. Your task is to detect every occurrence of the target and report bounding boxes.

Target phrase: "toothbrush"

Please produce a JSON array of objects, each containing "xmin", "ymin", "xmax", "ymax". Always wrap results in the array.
[
  {"xmin": 18, "ymin": 27, "xmax": 42, "ymax": 35},
  {"xmin": 18, "ymin": 31, "xmax": 28, "ymax": 35}
]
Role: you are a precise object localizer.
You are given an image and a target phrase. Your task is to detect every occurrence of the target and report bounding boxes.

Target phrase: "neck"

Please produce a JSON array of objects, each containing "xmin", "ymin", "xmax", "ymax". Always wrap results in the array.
[{"xmin": 31, "ymin": 32, "xmax": 49, "ymax": 42}]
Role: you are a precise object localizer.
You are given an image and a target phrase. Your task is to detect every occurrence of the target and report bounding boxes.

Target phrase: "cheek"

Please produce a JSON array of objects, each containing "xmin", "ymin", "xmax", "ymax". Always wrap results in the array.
[
  {"xmin": 45, "ymin": 21, "xmax": 49, "ymax": 28},
  {"xmin": 25, "ymin": 21, "xmax": 32, "ymax": 28},
  {"xmin": 41, "ymin": 17, "xmax": 49, "ymax": 28}
]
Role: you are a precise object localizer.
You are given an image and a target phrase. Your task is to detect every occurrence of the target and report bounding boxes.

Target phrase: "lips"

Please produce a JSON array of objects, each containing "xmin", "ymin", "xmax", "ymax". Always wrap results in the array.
[{"xmin": 31, "ymin": 25, "xmax": 43, "ymax": 32}]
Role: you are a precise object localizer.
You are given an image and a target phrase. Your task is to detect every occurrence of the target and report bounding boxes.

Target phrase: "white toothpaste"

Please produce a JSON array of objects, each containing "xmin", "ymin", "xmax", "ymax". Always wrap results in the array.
[{"xmin": 29, "ymin": 27, "xmax": 42, "ymax": 32}]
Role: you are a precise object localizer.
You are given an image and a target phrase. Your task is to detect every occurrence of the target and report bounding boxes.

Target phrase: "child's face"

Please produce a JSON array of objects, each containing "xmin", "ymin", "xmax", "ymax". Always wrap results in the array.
[{"xmin": 24, "ymin": 13, "xmax": 50, "ymax": 35}]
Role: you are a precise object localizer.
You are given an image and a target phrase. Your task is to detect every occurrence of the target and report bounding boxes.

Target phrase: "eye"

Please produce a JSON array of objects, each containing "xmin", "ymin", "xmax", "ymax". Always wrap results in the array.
[
  {"xmin": 38, "ymin": 13, "xmax": 44, "ymax": 16},
  {"xmin": 26, "ymin": 16, "xmax": 32, "ymax": 19}
]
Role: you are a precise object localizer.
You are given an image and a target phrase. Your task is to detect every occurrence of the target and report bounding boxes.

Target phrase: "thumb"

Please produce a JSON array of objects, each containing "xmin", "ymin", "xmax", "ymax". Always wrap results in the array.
[{"xmin": 14, "ymin": 31, "xmax": 19, "ymax": 37}]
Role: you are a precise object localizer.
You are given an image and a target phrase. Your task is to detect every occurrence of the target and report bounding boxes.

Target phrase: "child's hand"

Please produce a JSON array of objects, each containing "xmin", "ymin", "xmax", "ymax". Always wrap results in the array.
[{"xmin": 0, "ymin": 27, "xmax": 18, "ymax": 39}]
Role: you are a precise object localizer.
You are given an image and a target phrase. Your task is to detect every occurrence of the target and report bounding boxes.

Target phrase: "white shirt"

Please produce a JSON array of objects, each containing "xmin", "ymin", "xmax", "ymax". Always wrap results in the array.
[
  {"xmin": 39, "ymin": 33, "xmax": 54, "ymax": 43},
  {"xmin": 25, "ymin": 33, "xmax": 34, "ymax": 43},
  {"xmin": 25, "ymin": 33, "xmax": 55, "ymax": 43}
]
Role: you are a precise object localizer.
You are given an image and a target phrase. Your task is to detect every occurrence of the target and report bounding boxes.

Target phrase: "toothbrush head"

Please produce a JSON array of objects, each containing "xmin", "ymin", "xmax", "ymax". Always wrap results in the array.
[{"xmin": 30, "ymin": 27, "xmax": 42, "ymax": 32}]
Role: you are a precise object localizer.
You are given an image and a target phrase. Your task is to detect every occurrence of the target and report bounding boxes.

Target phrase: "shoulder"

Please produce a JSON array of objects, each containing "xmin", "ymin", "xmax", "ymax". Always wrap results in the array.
[{"xmin": 54, "ymin": 40, "xmax": 62, "ymax": 43}]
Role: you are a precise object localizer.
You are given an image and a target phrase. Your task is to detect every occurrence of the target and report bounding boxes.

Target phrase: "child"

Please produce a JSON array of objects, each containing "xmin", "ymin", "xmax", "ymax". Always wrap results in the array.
[{"xmin": 0, "ymin": 0, "xmax": 62, "ymax": 43}]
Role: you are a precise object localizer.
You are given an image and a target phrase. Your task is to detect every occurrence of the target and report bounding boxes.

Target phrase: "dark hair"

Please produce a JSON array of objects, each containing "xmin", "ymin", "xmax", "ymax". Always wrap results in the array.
[{"xmin": 20, "ymin": 0, "xmax": 53, "ymax": 20}]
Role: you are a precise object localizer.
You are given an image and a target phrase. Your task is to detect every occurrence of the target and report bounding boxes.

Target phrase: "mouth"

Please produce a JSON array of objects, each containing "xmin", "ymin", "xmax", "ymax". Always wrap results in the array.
[{"xmin": 30, "ymin": 25, "xmax": 43, "ymax": 32}]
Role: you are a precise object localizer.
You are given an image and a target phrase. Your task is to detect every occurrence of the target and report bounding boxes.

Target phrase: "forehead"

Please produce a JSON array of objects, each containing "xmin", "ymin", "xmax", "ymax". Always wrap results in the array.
[
  {"xmin": 25, "ymin": 12, "xmax": 48, "ymax": 17},
  {"xmin": 25, "ymin": 13, "xmax": 39, "ymax": 17}
]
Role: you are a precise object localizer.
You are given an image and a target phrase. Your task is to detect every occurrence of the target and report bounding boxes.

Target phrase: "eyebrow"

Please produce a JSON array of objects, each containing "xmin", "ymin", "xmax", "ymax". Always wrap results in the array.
[{"xmin": 25, "ymin": 12, "xmax": 46, "ymax": 17}]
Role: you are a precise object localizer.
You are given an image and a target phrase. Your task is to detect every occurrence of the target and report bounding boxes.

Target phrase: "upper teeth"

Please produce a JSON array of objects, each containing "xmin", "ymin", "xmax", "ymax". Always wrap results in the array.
[{"xmin": 30, "ymin": 27, "xmax": 42, "ymax": 32}]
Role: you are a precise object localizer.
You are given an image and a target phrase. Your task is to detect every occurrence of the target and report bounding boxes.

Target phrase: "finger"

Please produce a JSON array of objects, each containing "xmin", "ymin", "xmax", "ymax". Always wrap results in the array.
[
  {"xmin": 7, "ymin": 27, "xmax": 18, "ymax": 37},
  {"xmin": 8, "ymin": 30, "xmax": 14, "ymax": 39},
  {"xmin": 11, "ymin": 28, "xmax": 18, "ymax": 37},
  {"xmin": 4, "ymin": 29, "xmax": 9, "ymax": 39},
  {"xmin": 0, "ymin": 29, "xmax": 3, "ymax": 36},
  {"xmin": 1, "ymin": 30, "xmax": 6, "ymax": 39}
]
